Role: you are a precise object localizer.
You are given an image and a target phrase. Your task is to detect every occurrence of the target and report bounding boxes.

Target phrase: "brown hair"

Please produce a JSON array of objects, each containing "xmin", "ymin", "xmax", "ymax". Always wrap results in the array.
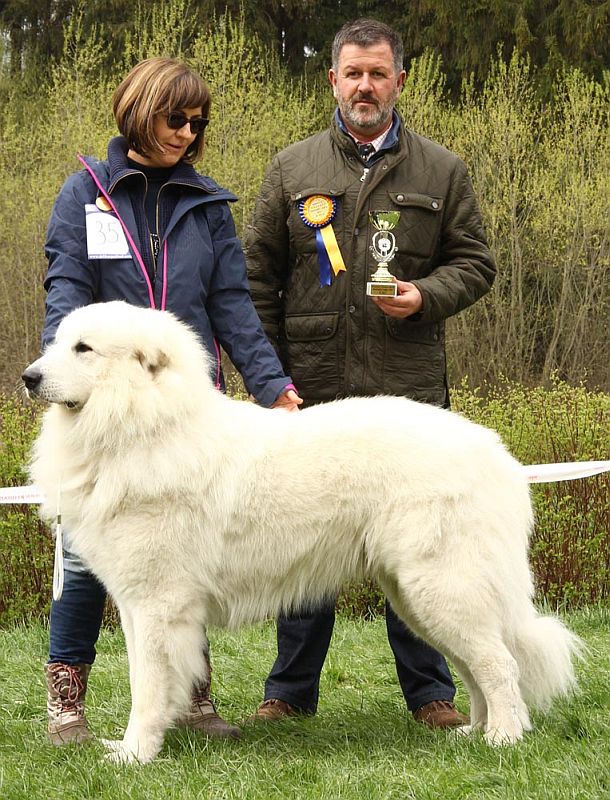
[
  {"xmin": 331, "ymin": 18, "xmax": 404, "ymax": 75},
  {"xmin": 113, "ymin": 57, "xmax": 211, "ymax": 164}
]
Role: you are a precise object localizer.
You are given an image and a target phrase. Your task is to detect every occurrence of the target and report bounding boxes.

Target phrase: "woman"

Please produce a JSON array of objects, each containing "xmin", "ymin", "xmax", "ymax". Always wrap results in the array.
[{"xmin": 43, "ymin": 57, "xmax": 300, "ymax": 745}]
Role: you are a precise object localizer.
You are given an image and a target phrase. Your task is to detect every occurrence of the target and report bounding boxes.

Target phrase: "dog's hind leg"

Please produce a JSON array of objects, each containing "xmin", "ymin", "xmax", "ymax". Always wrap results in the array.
[
  {"xmin": 466, "ymin": 643, "xmax": 531, "ymax": 744},
  {"xmin": 379, "ymin": 572, "xmax": 529, "ymax": 745}
]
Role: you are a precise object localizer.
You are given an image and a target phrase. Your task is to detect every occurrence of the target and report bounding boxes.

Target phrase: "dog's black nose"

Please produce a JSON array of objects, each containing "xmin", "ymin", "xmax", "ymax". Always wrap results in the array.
[{"xmin": 22, "ymin": 367, "xmax": 42, "ymax": 392}]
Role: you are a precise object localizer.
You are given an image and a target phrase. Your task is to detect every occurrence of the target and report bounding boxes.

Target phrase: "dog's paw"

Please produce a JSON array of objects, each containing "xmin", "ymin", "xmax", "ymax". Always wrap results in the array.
[
  {"xmin": 483, "ymin": 726, "xmax": 524, "ymax": 746},
  {"xmin": 101, "ymin": 738, "xmax": 142, "ymax": 765}
]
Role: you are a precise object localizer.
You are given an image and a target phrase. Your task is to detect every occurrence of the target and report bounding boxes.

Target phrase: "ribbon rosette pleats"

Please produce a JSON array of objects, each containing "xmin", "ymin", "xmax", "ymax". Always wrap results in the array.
[{"xmin": 298, "ymin": 195, "xmax": 346, "ymax": 286}]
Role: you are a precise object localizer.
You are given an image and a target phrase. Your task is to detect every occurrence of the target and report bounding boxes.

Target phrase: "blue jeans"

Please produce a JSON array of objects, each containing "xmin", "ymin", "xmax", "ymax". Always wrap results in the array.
[
  {"xmin": 264, "ymin": 600, "xmax": 456, "ymax": 713},
  {"xmin": 48, "ymin": 549, "xmax": 106, "ymax": 664}
]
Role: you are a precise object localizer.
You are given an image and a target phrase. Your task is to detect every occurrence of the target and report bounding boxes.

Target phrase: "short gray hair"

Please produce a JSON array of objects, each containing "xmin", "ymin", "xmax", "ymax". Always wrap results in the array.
[{"xmin": 331, "ymin": 18, "xmax": 404, "ymax": 74}]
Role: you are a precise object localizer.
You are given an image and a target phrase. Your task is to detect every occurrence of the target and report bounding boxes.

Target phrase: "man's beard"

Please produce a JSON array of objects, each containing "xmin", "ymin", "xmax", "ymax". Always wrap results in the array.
[{"xmin": 337, "ymin": 90, "xmax": 397, "ymax": 132}]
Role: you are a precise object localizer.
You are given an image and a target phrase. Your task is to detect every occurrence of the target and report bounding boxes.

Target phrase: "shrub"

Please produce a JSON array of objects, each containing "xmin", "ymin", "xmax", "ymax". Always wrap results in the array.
[
  {"xmin": 451, "ymin": 377, "xmax": 610, "ymax": 607},
  {"xmin": 0, "ymin": 396, "xmax": 51, "ymax": 625},
  {"xmin": 1, "ymin": 9, "xmax": 609, "ymax": 395}
]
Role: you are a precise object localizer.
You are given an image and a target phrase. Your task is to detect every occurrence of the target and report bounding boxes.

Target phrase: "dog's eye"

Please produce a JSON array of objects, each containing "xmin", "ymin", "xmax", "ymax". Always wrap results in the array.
[{"xmin": 74, "ymin": 342, "xmax": 92, "ymax": 353}]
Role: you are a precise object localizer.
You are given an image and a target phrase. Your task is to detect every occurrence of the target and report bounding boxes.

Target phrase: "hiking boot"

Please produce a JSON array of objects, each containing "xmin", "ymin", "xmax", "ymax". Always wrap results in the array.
[
  {"xmin": 246, "ymin": 698, "xmax": 301, "ymax": 723},
  {"xmin": 45, "ymin": 662, "xmax": 94, "ymax": 746},
  {"xmin": 180, "ymin": 683, "xmax": 242, "ymax": 739},
  {"xmin": 413, "ymin": 700, "xmax": 469, "ymax": 729}
]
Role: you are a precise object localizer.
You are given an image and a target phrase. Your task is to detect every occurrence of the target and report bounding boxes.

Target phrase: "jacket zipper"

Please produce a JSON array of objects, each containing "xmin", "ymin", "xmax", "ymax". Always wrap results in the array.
[
  {"xmin": 351, "ymin": 158, "xmax": 388, "ymax": 395},
  {"xmin": 343, "ymin": 160, "xmax": 374, "ymax": 396},
  {"xmin": 153, "ymin": 181, "xmax": 164, "ymax": 281},
  {"xmin": 154, "ymin": 178, "xmax": 222, "ymax": 387}
]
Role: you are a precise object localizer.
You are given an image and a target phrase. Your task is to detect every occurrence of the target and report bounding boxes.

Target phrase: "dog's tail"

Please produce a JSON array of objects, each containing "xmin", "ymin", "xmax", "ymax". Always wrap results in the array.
[{"xmin": 511, "ymin": 613, "xmax": 584, "ymax": 711}]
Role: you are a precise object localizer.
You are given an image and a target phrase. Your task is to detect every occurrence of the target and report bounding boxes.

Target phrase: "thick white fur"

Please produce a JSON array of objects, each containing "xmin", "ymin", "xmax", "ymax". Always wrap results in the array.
[{"xmin": 27, "ymin": 301, "xmax": 581, "ymax": 763}]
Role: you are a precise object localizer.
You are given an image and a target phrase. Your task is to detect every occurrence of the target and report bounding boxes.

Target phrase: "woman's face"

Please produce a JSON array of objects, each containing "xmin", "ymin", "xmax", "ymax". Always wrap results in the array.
[{"xmin": 128, "ymin": 106, "xmax": 203, "ymax": 168}]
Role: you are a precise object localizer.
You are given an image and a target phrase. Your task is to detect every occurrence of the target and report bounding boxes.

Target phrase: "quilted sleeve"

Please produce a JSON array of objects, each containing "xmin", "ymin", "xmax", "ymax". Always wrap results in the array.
[
  {"xmin": 411, "ymin": 158, "xmax": 496, "ymax": 323},
  {"xmin": 243, "ymin": 155, "xmax": 290, "ymax": 349},
  {"xmin": 42, "ymin": 171, "xmax": 98, "ymax": 347}
]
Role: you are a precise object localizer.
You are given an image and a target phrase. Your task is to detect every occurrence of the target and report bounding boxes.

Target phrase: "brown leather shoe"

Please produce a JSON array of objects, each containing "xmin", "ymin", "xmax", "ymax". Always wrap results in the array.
[
  {"xmin": 245, "ymin": 698, "xmax": 300, "ymax": 722},
  {"xmin": 413, "ymin": 700, "xmax": 469, "ymax": 729},
  {"xmin": 180, "ymin": 695, "xmax": 242, "ymax": 739}
]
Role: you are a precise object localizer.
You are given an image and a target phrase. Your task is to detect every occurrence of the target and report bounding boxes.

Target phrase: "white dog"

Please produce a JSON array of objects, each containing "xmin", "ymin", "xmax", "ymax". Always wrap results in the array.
[{"xmin": 23, "ymin": 301, "xmax": 581, "ymax": 764}]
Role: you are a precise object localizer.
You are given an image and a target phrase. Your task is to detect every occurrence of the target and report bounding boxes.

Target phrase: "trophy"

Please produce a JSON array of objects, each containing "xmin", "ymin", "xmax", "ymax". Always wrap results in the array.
[{"xmin": 366, "ymin": 211, "xmax": 400, "ymax": 297}]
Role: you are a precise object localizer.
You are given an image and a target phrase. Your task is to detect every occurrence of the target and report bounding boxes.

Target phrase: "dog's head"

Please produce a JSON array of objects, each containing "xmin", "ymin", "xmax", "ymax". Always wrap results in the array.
[{"xmin": 22, "ymin": 301, "xmax": 210, "ymax": 415}]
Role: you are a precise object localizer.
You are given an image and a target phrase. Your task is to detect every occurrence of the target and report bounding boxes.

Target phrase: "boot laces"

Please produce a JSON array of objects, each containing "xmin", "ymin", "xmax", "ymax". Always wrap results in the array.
[{"xmin": 48, "ymin": 663, "xmax": 85, "ymax": 707}]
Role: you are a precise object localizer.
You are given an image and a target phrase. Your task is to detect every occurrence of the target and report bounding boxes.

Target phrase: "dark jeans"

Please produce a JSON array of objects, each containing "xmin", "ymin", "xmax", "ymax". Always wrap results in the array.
[
  {"xmin": 49, "ymin": 552, "xmax": 106, "ymax": 665},
  {"xmin": 264, "ymin": 599, "xmax": 455, "ymax": 713}
]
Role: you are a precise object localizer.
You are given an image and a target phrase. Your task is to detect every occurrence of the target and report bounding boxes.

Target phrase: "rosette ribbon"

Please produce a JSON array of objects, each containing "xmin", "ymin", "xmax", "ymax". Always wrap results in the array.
[{"xmin": 298, "ymin": 195, "xmax": 346, "ymax": 286}]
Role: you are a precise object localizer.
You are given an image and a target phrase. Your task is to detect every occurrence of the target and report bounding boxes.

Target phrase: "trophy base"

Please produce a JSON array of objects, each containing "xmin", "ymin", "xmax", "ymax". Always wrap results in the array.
[{"xmin": 366, "ymin": 281, "xmax": 398, "ymax": 298}]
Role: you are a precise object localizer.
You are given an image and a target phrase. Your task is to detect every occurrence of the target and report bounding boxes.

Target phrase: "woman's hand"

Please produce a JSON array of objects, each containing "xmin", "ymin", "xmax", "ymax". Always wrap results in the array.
[{"xmin": 272, "ymin": 388, "xmax": 303, "ymax": 412}]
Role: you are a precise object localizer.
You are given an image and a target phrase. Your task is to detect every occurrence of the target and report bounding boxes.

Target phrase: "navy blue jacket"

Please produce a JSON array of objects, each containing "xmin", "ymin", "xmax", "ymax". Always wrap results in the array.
[{"xmin": 43, "ymin": 136, "xmax": 291, "ymax": 407}]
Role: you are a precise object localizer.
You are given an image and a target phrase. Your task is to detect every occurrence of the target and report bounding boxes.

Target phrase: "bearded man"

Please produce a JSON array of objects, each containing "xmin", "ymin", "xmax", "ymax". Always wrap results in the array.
[{"xmin": 244, "ymin": 18, "xmax": 496, "ymax": 729}]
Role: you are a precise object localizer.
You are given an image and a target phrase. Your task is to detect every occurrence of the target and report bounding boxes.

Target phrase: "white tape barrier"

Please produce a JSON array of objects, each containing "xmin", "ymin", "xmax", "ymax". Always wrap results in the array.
[
  {"xmin": 1, "ymin": 460, "xmax": 610, "ymax": 504},
  {"xmin": 0, "ymin": 485, "xmax": 45, "ymax": 504},
  {"xmin": 525, "ymin": 460, "xmax": 610, "ymax": 484}
]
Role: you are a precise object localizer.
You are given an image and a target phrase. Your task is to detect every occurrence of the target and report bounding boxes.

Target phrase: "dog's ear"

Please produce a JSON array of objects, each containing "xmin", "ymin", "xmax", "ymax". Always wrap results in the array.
[{"xmin": 135, "ymin": 349, "xmax": 170, "ymax": 376}]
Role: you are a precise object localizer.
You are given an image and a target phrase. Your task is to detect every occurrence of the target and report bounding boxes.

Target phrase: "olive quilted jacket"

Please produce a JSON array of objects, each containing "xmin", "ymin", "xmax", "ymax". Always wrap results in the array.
[{"xmin": 245, "ymin": 112, "xmax": 496, "ymax": 406}]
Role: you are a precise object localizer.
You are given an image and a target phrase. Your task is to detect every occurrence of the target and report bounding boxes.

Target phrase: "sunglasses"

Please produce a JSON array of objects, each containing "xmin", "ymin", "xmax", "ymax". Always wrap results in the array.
[{"xmin": 166, "ymin": 112, "xmax": 209, "ymax": 135}]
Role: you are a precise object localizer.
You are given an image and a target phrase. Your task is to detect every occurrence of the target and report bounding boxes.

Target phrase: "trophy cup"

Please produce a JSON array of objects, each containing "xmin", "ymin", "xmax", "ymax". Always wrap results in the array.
[{"xmin": 366, "ymin": 211, "xmax": 401, "ymax": 297}]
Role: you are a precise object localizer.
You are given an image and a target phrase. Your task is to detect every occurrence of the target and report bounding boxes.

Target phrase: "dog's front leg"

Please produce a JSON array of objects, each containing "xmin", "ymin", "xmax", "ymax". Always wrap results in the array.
[
  {"xmin": 120, "ymin": 605, "xmax": 138, "ymax": 712},
  {"xmin": 103, "ymin": 606, "xmax": 172, "ymax": 764}
]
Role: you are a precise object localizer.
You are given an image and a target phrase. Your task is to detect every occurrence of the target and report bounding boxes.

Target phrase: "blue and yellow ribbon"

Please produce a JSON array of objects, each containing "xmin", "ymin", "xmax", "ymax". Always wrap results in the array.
[{"xmin": 298, "ymin": 196, "xmax": 346, "ymax": 286}]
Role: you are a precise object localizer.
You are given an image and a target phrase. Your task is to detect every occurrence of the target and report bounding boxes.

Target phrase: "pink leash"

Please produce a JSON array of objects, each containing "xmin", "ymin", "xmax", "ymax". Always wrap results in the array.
[{"xmin": 77, "ymin": 154, "xmax": 221, "ymax": 388}]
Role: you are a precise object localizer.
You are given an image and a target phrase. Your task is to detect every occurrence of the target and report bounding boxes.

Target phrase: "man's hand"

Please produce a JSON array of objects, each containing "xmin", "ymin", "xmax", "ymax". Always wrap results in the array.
[
  {"xmin": 372, "ymin": 279, "xmax": 423, "ymax": 318},
  {"xmin": 272, "ymin": 388, "xmax": 303, "ymax": 412}
]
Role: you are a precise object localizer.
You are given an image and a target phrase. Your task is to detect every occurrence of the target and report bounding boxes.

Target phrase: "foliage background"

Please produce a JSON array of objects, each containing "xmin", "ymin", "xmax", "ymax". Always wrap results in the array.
[
  {"xmin": 0, "ymin": 1, "xmax": 608, "ymax": 625},
  {"xmin": 0, "ymin": 1, "xmax": 608, "ymax": 395},
  {"xmin": 1, "ymin": 0, "xmax": 609, "ymax": 88}
]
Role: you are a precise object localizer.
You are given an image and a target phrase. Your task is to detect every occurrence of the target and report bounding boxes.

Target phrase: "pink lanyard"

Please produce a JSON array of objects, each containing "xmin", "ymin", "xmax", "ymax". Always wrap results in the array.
[{"xmin": 77, "ymin": 154, "xmax": 221, "ymax": 388}]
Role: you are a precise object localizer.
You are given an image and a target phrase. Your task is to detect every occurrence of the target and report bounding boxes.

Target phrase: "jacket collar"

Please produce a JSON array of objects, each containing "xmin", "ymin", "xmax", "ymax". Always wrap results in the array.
[
  {"xmin": 106, "ymin": 136, "xmax": 219, "ymax": 195},
  {"xmin": 333, "ymin": 109, "xmax": 402, "ymax": 156}
]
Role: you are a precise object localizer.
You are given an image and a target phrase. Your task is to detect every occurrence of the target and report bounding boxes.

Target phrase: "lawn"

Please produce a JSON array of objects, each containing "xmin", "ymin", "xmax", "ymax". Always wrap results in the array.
[{"xmin": 1, "ymin": 609, "xmax": 609, "ymax": 800}]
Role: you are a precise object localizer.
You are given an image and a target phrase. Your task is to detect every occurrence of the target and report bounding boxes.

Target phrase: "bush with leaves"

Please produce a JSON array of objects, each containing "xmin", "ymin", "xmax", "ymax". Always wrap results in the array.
[
  {"xmin": 0, "ymin": 397, "xmax": 51, "ymax": 626},
  {"xmin": 1, "ymin": 4, "xmax": 609, "ymax": 394}
]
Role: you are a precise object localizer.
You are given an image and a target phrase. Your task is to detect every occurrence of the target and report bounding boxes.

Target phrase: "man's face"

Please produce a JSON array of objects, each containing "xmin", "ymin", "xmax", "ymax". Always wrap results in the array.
[{"xmin": 329, "ymin": 42, "xmax": 405, "ymax": 139}]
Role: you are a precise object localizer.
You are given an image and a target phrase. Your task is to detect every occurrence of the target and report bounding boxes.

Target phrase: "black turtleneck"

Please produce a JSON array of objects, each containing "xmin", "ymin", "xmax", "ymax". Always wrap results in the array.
[{"xmin": 126, "ymin": 158, "xmax": 175, "ymax": 235}]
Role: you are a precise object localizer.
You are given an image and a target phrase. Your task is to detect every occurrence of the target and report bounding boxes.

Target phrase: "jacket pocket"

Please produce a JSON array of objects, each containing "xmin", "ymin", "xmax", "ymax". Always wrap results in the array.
[
  {"xmin": 388, "ymin": 192, "xmax": 444, "ymax": 213},
  {"xmin": 281, "ymin": 311, "xmax": 341, "ymax": 401},
  {"xmin": 285, "ymin": 311, "xmax": 339, "ymax": 342},
  {"xmin": 383, "ymin": 318, "xmax": 447, "ymax": 405},
  {"xmin": 386, "ymin": 192, "xmax": 443, "ymax": 259},
  {"xmin": 384, "ymin": 317, "xmax": 441, "ymax": 344}
]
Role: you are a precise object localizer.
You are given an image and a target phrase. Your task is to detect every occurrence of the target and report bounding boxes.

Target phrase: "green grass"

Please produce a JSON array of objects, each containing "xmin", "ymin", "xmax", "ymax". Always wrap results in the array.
[{"xmin": 1, "ymin": 610, "xmax": 609, "ymax": 799}]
